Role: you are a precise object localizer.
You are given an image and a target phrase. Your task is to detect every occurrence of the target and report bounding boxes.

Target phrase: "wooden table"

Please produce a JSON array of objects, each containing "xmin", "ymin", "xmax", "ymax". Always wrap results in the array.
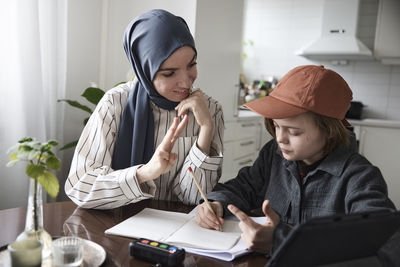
[{"xmin": 0, "ymin": 200, "xmax": 269, "ymax": 266}]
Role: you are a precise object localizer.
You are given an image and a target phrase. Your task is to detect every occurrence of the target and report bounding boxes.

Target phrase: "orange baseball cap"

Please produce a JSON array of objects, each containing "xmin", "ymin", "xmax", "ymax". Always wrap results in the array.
[{"xmin": 244, "ymin": 65, "xmax": 353, "ymax": 123}]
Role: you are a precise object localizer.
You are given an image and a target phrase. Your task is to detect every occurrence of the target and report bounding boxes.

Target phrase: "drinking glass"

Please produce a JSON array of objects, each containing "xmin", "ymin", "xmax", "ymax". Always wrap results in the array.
[{"xmin": 52, "ymin": 236, "xmax": 83, "ymax": 267}]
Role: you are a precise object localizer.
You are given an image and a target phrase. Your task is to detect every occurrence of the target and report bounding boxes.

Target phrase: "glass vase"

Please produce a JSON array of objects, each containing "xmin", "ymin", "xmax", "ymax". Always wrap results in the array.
[{"xmin": 17, "ymin": 178, "xmax": 52, "ymax": 259}]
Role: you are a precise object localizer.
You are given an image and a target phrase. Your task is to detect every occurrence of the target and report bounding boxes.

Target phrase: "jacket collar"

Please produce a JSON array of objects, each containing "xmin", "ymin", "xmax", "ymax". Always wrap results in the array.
[{"xmin": 275, "ymin": 141, "xmax": 356, "ymax": 178}]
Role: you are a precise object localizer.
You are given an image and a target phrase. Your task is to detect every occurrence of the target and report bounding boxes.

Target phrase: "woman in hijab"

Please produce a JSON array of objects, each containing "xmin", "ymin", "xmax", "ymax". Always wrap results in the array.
[{"xmin": 65, "ymin": 9, "xmax": 224, "ymax": 209}]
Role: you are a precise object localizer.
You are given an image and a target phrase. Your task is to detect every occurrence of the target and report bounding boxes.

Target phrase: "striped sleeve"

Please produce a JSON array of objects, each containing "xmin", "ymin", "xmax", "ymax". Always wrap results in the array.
[
  {"xmin": 177, "ymin": 97, "xmax": 224, "ymax": 205},
  {"xmin": 64, "ymin": 84, "xmax": 153, "ymax": 209}
]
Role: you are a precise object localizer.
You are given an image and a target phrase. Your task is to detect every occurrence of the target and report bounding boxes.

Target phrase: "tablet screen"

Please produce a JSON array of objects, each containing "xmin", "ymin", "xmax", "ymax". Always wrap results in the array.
[{"xmin": 267, "ymin": 210, "xmax": 400, "ymax": 267}]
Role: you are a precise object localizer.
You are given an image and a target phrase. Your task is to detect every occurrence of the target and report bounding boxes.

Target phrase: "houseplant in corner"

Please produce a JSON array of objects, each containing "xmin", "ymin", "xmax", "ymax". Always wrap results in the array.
[
  {"xmin": 57, "ymin": 85, "xmax": 105, "ymax": 150},
  {"xmin": 7, "ymin": 137, "xmax": 61, "ymax": 258},
  {"xmin": 57, "ymin": 81, "xmax": 127, "ymax": 150}
]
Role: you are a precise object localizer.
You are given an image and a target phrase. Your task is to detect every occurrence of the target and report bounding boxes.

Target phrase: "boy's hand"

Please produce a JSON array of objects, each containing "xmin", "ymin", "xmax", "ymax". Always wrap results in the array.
[
  {"xmin": 228, "ymin": 200, "xmax": 279, "ymax": 253},
  {"xmin": 195, "ymin": 201, "xmax": 225, "ymax": 231}
]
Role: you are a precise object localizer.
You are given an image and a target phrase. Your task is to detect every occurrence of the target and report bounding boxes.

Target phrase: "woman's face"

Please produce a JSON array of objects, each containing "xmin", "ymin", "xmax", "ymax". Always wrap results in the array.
[
  {"xmin": 153, "ymin": 46, "xmax": 197, "ymax": 102},
  {"xmin": 273, "ymin": 112, "xmax": 327, "ymax": 165}
]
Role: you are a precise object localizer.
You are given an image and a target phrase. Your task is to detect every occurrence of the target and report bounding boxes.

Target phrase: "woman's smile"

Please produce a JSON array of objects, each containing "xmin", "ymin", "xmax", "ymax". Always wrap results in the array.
[{"xmin": 173, "ymin": 88, "xmax": 190, "ymax": 97}]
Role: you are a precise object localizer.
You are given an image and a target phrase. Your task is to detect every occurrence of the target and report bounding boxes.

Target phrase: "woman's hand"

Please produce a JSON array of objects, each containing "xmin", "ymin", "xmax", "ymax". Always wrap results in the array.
[
  {"xmin": 195, "ymin": 201, "xmax": 225, "ymax": 231},
  {"xmin": 175, "ymin": 89, "xmax": 213, "ymax": 154},
  {"xmin": 228, "ymin": 200, "xmax": 280, "ymax": 253},
  {"xmin": 136, "ymin": 115, "xmax": 188, "ymax": 183},
  {"xmin": 175, "ymin": 89, "xmax": 213, "ymax": 128}
]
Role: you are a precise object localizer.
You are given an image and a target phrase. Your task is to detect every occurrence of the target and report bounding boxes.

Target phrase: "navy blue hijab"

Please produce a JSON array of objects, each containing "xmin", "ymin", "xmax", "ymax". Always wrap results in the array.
[{"xmin": 112, "ymin": 9, "xmax": 196, "ymax": 170}]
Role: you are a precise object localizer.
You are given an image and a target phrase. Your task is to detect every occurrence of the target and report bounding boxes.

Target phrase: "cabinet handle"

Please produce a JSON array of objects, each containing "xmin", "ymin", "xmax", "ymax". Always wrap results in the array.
[
  {"xmin": 240, "ymin": 141, "xmax": 254, "ymax": 146},
  {"xmin": 238, "ymin": 159, "xmax": 253, "ymax": 165},
  {"xmin": 240, "ymin": 123, "xmax": 256, "ymax": 128}
]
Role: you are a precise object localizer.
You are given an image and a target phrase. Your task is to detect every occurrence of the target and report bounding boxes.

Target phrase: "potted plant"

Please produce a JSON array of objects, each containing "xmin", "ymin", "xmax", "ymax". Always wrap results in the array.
[
  {"xmin": 57, "ymin": 85, "xmax": 105, "ymax": 150},
  {"xmin": 57, "ymin": 82, "xmax": 127, "ymax": 150},
  {"xmin": 7, "ymin": 137, "xmax": 61, "ymax": 258}
]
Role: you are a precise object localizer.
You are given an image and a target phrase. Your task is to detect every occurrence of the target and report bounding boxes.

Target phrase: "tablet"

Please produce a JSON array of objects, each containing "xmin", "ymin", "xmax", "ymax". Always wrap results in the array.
[{"xmin": 267, "ymin": 210, "xmax": 400, "ymax": 267}]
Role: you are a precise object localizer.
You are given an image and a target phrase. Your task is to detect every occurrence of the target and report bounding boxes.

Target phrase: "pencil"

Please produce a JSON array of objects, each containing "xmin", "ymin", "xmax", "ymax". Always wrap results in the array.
[{"xmin": 188, "ymin": 167, "xmax": 222, "ymax": 231}]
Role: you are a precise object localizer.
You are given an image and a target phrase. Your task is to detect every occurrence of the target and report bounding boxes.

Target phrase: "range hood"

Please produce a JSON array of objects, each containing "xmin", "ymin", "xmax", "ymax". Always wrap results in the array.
[{"xmin": 295, "ymin": 0, "xmax": 373, "ymax": 61}]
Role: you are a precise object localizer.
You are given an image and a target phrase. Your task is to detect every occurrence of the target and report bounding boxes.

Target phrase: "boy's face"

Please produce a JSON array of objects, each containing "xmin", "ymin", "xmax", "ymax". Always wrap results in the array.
[{"xmin": 273, "ymin": 113, "xmax": 327, "ymax": 165}]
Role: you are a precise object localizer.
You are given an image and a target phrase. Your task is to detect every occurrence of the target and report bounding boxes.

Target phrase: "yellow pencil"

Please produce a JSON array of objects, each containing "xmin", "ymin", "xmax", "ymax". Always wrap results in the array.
[{"xmin": 188, "ymin": 167, "xmax": 222, "ymax": 231}]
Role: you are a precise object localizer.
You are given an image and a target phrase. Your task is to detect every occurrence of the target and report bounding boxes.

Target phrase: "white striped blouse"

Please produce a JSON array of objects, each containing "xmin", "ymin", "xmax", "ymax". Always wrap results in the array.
[{"xmin": 65, "ymin": 81, "xmax": 224, "ymax": 209}]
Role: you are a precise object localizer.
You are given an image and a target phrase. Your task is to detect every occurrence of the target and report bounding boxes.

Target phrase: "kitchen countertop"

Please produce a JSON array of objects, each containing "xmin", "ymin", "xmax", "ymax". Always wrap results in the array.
[
  {"xmin": 238, "ymin": 109, "xmax": 400, "ymax": 129},
  {"xmin": 237, "ymin": 109, "xmax": 261, "ymax": 119},
  {"xmin": 348, "ymin": 118, "xmax": 400, "ymax": 129}
]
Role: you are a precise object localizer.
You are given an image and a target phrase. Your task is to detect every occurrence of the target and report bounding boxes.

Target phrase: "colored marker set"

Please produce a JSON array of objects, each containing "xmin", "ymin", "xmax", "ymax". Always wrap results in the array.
[{"xmin": 129, "ymin": 238, "xmax": 185, "ymax": 266}]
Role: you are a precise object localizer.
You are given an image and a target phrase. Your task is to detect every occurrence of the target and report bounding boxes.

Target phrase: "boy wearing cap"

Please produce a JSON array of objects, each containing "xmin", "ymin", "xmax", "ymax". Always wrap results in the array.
[{"xmin": 195, "ymin": 65, "xmax": 398, "ymax": 265}]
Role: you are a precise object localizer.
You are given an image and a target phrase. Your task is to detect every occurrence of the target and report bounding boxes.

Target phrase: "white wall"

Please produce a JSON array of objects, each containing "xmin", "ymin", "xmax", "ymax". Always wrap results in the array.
[
  {"xmin": 59, "ymin": 0, "xmax": 103, "ymax": 201},
  {"xmin": 242, "ymin": 0, "xmax": 400, "ymax": 120}
]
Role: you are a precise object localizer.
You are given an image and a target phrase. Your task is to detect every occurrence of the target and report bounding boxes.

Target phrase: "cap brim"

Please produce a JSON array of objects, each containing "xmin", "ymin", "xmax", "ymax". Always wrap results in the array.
[{"xmin": 243, "ymin": 95, "xmax": 307, "ymax": 119}]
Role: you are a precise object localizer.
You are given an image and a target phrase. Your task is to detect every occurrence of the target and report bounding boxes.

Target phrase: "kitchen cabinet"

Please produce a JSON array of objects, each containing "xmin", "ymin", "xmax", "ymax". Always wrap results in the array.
[
  {"xmin": 192, "ymin": 0, "xmax": 260, "ymax": 183},
  {"xmin": 220, "ymin": 117, "xmax": 272, "ymax": 183},
  {"xmin": 356, "ymin": 123, "xmax": 400, "ymax": 209},
  {"xmin": 374, "ymin": 0, "xmax": 400, "ymax": 64},
  {"xmin": 193, "ymin": 0, "xmax": 243, "ymax": 120}
]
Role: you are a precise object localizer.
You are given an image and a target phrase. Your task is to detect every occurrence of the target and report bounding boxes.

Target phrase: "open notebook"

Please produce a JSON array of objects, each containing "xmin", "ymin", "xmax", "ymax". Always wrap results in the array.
[{"xmin": 105, "ymin": 208, "xmax": 266, "ymax": 261}]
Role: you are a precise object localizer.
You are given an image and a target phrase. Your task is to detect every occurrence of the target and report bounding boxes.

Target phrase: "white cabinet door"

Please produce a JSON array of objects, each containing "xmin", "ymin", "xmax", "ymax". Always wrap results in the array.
[
  {"xmin": 359, "ymin": 126, "xmax": 400, "ymax": 208},
  {"xmin": 374, "ymin": 0, "xmax": 400, "ymax": 64},
  {"xmin": 220, "ymin": 151, "xmax": 258, "ymax": 184},
  {"xmin": 259, "ymin": 120, "xmax": 273, "ymax": 150},
  {"xmin": 225, "ymin": 120, "xmax": 260, "ymax": 142},
  {"xmin": 221, "ymin": 141, "xmax": 234, "ymax": 183},
  {"xmin": 220, "ymin": 118, "xmax": 262, "ymax": 183},
  {"xmin": 193, "ymin": 0, "xmax": 244, "ymax": 120}
]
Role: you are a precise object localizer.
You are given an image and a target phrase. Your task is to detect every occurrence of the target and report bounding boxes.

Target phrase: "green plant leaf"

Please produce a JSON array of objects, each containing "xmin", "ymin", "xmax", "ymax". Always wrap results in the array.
[
  {"xmin": 38, "ymin": 154, "xmax": 47, "ymax": 163},
  {"xmin": 60, "ymin": 140, "xmax": 78, "ymax": 150},
  {"xmin": 7, "ymin": 152, "xmax": 19, "ymax": 167},
  {"xmin": 18, "ymin": 145, "xmax": 32, "ymax": 152},
  {"xmin": 28, "ymin": 150, "xmax": 40, "ymax": 160},
  {"xmin": 17, "ymin": 149, "xmax": 32, "ymax": 160},
  {"xmin": 9, "ymin": 152, "xmax": 18, "ymax": 161},
  {"xmin": 82, "ymin": 87, "xmax": 105, "ymax": 105},
  {"xmin": 37, "ymin": 170, "xmax": 59, "ymax": 199},
  {"xmin": 114, "ymin": 81, "xmax": 126, "ymax": 87},
  {"xmin": 26, "ymin": 164, "xmax": 45, "ymax": 179},
  {"xmin": 46, "ymin": 156, "xmax": 61, "ymax": 171},
  {"xmin": 40, "ymin": 143, "xmax": 51, "ymax": 153},
  {"xmin": 6, "ymin": 159, "xmax": 19, "ymax": 167},
  {"xmin": 19, "ymin": 137, "xmax": 33, "ymax": 143},
  {"xmin": 58, "ymin": 99, "xmax": 92, "ymax": 114},
  {"xmin": 7, "ymin": 144, "xmax": 19, "ymax": 154},
  {"xmin": 48, "ymin": 140, "xmax": 59, "ymax": 146},
  {"xmin": 24, "ymin": 140, "xmax": 41, "ymax": 150}
]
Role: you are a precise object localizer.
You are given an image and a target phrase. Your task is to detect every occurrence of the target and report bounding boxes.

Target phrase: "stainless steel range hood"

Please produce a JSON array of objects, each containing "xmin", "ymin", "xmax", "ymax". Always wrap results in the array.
[{"xmin": 295, "ymin": 0, "xmax": 373, "ymax": 61}]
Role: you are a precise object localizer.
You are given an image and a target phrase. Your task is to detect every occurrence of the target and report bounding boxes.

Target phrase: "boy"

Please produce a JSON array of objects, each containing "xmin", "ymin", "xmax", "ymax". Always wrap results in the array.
[{"xmin": 195, "ymin": 65, "xmax": 398, "ymax": 266}]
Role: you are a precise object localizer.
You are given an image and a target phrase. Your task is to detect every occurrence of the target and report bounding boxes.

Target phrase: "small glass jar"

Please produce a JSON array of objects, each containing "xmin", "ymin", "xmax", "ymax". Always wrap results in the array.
[{"xmin": 52, "ymin": 236, "xmax": 83, "ymax": 267}]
